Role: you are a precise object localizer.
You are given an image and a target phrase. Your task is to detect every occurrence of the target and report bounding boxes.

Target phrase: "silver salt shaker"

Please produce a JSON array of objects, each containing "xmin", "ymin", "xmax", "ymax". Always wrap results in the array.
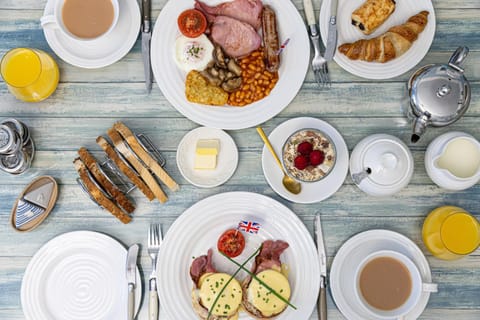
[{"xmin": 0, "ymin": 118, "xmax": 35, "ymax": 174}]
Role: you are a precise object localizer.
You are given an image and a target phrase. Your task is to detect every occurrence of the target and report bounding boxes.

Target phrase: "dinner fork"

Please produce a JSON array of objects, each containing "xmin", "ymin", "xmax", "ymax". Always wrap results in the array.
[
  {"xmin": 303, "ymin": 0, "xmax": 330, "ymax": 87},
  {"xmin": 148, "ymin": 224, "xmax": 162, "ymax": 320}
]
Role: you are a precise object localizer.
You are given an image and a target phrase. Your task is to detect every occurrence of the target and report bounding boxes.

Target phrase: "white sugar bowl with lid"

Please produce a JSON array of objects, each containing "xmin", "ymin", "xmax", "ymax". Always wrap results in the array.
[
  {"xmin": 425, "ymin": 132, "xmax": 480, "ymax": 191},
  {"xmin": 350, "ymin": 134, "xmax": 414, "ymax": 196}
]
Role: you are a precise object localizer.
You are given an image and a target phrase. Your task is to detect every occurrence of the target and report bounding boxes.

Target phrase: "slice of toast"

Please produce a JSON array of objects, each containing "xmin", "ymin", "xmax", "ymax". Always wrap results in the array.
[
  {"xmin": 97, "ymin": 136, "xmax": 155, "ymax": 201},
  {"xmin": 113, "ymin": 122, "xmax": 179, "ymax": 192},
  {"xmin": 74, "ymin": 158, "xmax": 131, "ymax": 224},
  {"xmin": 107, "ymin": 128, "xmax": 168, "ymax": 203},
  {"xmin": 78, "ymin": 147, "xmax": 135, "ymax": 214}
]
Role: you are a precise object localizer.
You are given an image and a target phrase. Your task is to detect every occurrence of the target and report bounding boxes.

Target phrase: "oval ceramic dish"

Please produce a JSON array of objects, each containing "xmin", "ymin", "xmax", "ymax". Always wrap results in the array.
[{"xmin": 10, "ymin": 176, "xmax": 58, "ymax": 232}]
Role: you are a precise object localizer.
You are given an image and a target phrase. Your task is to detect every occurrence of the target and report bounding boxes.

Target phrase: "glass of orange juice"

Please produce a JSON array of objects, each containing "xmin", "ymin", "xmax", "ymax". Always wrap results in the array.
[
  {"xmin": 422, "ymin": 206, "xmax": 480, "ymax": 260},
  {"xmin": 1, "ymin": 48, "xmax": 59, "ymax": 102}
]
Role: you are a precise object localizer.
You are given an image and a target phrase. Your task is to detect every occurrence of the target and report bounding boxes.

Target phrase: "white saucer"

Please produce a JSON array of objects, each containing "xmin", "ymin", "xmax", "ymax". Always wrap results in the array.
[
  {"xmin": 261, "ymin": 117, "xmax": 349, "ymax": 203},
  {"xmin": 176, "ymin": 127, "xmax": 238, "ymax": 188},
  {"xmin": 330, "ymin": 229, "xmax": 434, "ymax": 320},
  {"xmin": 41, "ymin": 0, "xmax": 140, "ymax": 68}
]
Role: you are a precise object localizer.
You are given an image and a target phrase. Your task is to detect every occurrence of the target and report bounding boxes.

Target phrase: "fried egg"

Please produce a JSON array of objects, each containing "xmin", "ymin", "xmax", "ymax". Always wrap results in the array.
[{"xmin": 175, "ymin": 34, "xmax": 214, "ymax": 73}]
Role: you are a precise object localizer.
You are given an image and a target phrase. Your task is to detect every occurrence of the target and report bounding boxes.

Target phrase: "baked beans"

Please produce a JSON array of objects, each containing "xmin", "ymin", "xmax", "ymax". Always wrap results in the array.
[{"xmin": 228, "ymin": 48, "xmax": 279, "ymax": 107}]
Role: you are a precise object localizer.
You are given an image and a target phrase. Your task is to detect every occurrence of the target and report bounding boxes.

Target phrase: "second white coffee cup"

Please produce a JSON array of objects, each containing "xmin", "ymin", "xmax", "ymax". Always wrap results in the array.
[
  {"xmin": 40, "ymin": 0, "xmax": 119, "ymax": 42},
  {"xmin": 354, "ymin": 250, "xmax": 437, "ymax": 319}
]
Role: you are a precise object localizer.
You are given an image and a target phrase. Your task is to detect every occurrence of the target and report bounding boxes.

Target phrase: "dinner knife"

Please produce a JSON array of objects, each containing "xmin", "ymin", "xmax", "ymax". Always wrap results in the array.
[
  {"xmin": 323, "ymin": 0, "xmax": 338, "ymax": 61},
  {"xmin": 126, "ymin": 244, "xmax": 139, "ymax": 320},
  {"xmin": 141, "ymin": 0, "xmax": 152, "ymax": 93},
  {"xmin": 315, "ymin": 214, "xmax": 328, "ymax": 320}
]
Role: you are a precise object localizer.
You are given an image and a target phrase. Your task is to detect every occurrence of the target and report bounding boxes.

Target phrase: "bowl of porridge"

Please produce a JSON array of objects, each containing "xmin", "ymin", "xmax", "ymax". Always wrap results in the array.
[{"xmin": 282, "ymin": 128, "xmax": 336, "ymax": 182}]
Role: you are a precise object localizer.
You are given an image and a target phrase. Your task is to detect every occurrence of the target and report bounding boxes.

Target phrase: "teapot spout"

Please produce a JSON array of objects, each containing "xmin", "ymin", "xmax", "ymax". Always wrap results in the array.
[{"xmin": 411, "ymin": 114, "xmax": 430, "ymax": 143}]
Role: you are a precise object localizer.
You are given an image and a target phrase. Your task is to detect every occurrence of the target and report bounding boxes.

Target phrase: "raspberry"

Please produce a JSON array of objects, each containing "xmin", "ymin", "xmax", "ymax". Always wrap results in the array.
[
  {"xmin": 294, "ymin": 155, "xmax": 309, "ymax": 170},
  {"xmin": 297, "ymin": 141, "xmax": 313, "ymax": 155},
  {"xmin": 309, "ymin": 150, "xmax": 325, "ymax": 166}
]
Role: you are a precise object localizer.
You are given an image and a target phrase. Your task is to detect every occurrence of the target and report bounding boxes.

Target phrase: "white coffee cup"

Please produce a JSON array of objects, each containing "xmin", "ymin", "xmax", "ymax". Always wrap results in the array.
[
  {"xmin": 354, "ymin": 250, "xmax": 437, "ymax": 319},
  {"xmin": 40, "ymin": 0, "xmax": 119, "ymax": 42}
]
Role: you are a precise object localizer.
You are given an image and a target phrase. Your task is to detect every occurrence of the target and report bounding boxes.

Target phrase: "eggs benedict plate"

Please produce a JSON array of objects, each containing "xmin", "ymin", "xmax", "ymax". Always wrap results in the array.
[
  {"xmin": 190, "ymin": 240, "xmax": 292, "ymax": 319},
  {"xmin": 155, "ymin": 191, "xmax": 320, "ymax": 320}
]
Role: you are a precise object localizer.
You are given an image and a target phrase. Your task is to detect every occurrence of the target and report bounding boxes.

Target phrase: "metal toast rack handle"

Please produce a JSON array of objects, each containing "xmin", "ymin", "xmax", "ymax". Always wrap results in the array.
[{"xmin": 77, "ymin": 133, "xmax": 166, "ymax": 209}]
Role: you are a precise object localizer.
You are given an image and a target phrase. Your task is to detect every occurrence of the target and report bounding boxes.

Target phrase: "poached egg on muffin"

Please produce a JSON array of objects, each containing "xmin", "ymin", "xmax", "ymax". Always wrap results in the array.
[
  {"xmin": 242, "ymin": 240, "xmax": 292, "ymax": 318},
  {"xmin": 190, "ymin": 249, "xmax": 242, "ymax": 319}
]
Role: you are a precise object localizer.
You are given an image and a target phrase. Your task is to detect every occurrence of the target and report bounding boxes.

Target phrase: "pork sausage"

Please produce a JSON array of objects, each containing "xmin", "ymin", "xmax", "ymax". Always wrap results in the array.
[{"xmin": 262, "ymin": 5, "xmax": 280, "ymax": 73}]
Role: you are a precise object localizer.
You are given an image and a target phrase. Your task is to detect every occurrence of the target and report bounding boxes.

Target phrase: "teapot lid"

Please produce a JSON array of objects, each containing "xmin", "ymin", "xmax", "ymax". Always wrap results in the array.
[{"xmin": 408, "ymin": 47, "xmax": 471, "ymax": 124}]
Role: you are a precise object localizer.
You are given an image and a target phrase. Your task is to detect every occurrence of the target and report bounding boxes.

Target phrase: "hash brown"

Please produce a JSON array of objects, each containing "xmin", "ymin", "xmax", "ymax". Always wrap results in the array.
[{"xmin": 185, "ymin": 70, "xmax": 228, "ymax": 106}]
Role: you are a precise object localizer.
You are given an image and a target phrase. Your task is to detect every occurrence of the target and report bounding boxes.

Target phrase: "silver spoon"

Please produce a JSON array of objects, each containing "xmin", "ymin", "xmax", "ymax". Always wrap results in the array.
[{"xmin": 256, "ymin": 127, "xmax": 301, "ymax": 195}]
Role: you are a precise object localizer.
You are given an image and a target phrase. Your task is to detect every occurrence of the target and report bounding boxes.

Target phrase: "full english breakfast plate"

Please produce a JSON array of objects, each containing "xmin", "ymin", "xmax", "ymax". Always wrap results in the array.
[
  {"xmin": 151, "ymin": 0, "xmax": 309, "ymax": 130},
  {"xmin": 156, "ymin": 192, "xmax": 320, "ymax": 319}
]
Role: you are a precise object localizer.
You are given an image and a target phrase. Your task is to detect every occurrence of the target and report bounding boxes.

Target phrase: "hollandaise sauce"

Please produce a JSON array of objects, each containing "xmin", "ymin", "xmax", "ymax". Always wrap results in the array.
[
  {"xmin": 247, "ymin": 269, "xmax": 291, "ymax": 317},
  {"xmin": 199, "ymin": 273, "xmax": 242, "ymax": 317}
]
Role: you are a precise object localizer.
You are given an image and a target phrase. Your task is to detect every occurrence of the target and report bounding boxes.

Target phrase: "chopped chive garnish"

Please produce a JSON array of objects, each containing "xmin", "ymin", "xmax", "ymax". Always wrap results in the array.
[{"xmin": 220, "ymin": 252, "xmax": 297, "ymax": 310}]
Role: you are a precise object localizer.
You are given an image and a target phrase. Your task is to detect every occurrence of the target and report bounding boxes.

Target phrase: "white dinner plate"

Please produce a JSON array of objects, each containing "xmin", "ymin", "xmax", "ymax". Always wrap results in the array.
[
  {"xmin": 151, "ymin": 0, "xmax": 309, "ymax": 130},
  {"xmin": 330, "ymin": 229, "xmax": 434, "ymax": 320},
  {"xmin": 21, "ymin": 231, "xmax": 141, "ymax": 320},
  {"xmin": 156, "ymin": 191, "xmax": 320, "ymax": 319},
  {"xmin": 319, "ymin": 0, "xmax": 436, "ymax": 79},
  {"xmin": 176, "ymin": 126, "xmax": 239, "ymax": 188},
  {"xmin": 41, "ymin": 0, "xmax": 140, "ymax": 68},
  {"xmin": 261, "ymin": 117, "xmax": 349, "ymax": 203}
]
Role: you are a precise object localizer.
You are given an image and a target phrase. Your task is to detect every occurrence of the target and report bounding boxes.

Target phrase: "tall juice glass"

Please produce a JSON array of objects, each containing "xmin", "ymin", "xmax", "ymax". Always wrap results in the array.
[
  {"xmin": 422, "ymin": 206, "xmax": 480, "ymax": 260},
  {"xmin": 1, "ymin": 48, "xmax": 59, "ymax": 102}
]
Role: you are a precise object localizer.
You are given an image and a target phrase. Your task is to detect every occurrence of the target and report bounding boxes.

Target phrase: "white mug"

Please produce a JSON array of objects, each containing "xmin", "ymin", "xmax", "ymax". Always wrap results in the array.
[
  {"xmin": 354, "ymin": 250, "xmax": 437, "ymax": 319},
  {"xmin": 40, "ymin": 0, "xmax": 119, "ymax": 42}
]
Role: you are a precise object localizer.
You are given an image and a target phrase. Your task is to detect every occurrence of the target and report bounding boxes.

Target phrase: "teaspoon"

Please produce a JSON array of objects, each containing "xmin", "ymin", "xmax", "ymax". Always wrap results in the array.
[{"xmin": 256, "ymin": 127, "xmax": 301, "ymax": 195}]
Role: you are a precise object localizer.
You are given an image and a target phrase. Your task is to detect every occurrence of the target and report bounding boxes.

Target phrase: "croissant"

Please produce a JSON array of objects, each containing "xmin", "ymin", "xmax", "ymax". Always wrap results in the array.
[{"xmin": 339, "ymin": 11, "xmax": 429, "ymax": 63}]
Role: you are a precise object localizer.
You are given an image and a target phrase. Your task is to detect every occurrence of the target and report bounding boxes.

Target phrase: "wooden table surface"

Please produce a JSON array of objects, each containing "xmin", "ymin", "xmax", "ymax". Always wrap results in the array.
[{"xmin": 1, "ymin": 0, "xmax": 479, "ymax": 319}]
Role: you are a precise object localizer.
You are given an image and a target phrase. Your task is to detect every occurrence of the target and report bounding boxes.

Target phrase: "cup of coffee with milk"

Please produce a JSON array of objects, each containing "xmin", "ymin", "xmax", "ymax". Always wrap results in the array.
[
  {"xmin": 354, "ymin": 250, "xmax": 437, "ymax": 319},
  {"xmin": 40, "ymin": 0, "xmax": 119, "ymax": 41}
]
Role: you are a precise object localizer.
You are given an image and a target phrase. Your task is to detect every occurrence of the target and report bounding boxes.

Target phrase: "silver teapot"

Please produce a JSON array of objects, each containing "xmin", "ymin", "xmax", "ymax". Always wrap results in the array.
[{"xmin": 407, "ymin": 47, "xmax": 471, "ymax": 143}]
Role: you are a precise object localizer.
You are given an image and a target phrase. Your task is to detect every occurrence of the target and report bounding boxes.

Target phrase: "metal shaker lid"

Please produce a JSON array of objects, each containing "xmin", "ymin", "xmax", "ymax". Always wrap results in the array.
[
  {"xmin": 1, "ymin": 118, "xmax": 29, "ymax": 144},
  {"xmin": 0, "ymin": 125, "xmax": 20, "ymax": 154},
  {"xmin": 408, "ymin": 47, "xmax": 471, "ymax": 127}
]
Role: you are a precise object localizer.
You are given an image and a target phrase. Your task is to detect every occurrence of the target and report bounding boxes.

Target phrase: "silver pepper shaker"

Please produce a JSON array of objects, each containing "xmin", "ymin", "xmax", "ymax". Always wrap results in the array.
[{"xmin": 0, "ymin": 118, "xmax": 35, "ymax": 174}]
